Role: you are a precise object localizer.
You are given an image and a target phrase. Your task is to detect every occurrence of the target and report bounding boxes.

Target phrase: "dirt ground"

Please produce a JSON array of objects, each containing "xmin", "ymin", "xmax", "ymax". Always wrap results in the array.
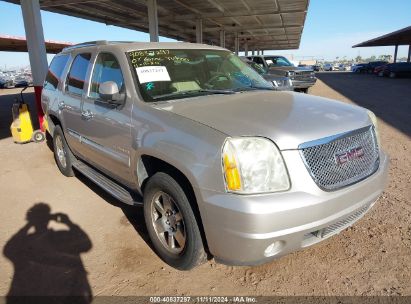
[{"xmin": 0, "ymin": 73, "xmax": 410, "ymax": 298}]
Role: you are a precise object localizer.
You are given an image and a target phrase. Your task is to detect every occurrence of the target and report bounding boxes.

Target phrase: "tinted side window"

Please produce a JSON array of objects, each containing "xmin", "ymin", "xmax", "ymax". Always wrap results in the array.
[
  {"xmin": 253, "ymin": 57, "xmax": 265, "ymax": 67},
  {"xmin": 44, "ymin": 54, "xmax": 70, "ymax": 91},
  {"xmin": 89, "ymin": 53, "xmax": 124, "ymax": 99},
  {"xmin": 66, "ymin": 53, "xmax": 91, "ymax": 96}
]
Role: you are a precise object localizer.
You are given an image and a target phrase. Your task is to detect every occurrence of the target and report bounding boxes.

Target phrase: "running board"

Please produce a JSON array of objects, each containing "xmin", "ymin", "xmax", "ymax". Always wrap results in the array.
[{"xmin": 72, "ymin": 160, "xmax": 143, "ymax": 206}]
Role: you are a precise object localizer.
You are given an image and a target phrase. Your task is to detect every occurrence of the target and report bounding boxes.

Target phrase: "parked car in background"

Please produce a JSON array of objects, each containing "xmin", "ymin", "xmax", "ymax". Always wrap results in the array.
[
  {"xmin": 42, "ymin": 41, "xmax": 388, "ymax": 270},
  {"xmin": 0, "ymin": 77, "xmax": 14, "ymax": 88},
  {"xmin": 374, "ymin": 64, "xmax": 387, "ymax": 76},
  {"xmin": 352, "ymin": 63, "xmax": 368, "ymax": 73},
  {"xmin": 241, "ymin": 57, "xmax": 293, "ymax": 91},
  {"xmin": 338, "ymin": 64, "xmax": 351, "ymax": 71},
  {"xmin": 323, "ymin": 63, "xmax": 333, "ymax": 71},
  {"xmin": 365, "ymin": 61, "xmax": 388, "ymax": 74},
  {"xmin": 312, "ymin": 64, "xmax": 323, "ymax": 71},
  {"xmin": 381, "ymin": 62, "xmax": 411, "ymax": 78},
  {"xmin": 247, "ymin": 55, "xmax": 316, "ymax": 93}
]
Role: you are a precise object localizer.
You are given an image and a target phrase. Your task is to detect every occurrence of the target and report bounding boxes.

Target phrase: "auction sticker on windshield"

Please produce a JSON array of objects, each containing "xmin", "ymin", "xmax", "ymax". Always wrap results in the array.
[{"xmin": 136, "ymin": 66, "xmax": 171, "ymax": 83}]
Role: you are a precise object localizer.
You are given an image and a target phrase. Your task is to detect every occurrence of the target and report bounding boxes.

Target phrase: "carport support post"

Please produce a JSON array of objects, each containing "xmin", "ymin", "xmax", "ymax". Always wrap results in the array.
[
  {"xmin": 21, "ymin": 0, "xmax": 48, "ymax": 131},
  {"xmin": 407, "ymin": 44, "xmax": 411, "ymax": 63},
  {"xmin": 147, "ymin": 0, "xmax": 159, "ymax": 42},
  {"xmin": 393, "ymin": 44, "xmax": 398, "ymax": 63},
  {"xmin": 219, "ymin": 30, "xmax": 225, "ymax": 48},
  {"xmin": 244, "ymin": 42, "xmax": 248, "ymax": 56},
  {"xmin": 196, "ymin": 19, "xmax": 203, "ymax": 44},
  {"xmin": 252, "ymin": 50, "xmax": 255, "ymax": 55},
  {"xmin": 234, "ymin": 32, "xmax": 239, "ymax": 55}
]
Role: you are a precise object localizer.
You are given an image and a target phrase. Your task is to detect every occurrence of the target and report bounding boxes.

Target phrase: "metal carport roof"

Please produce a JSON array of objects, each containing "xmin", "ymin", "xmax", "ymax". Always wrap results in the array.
[
  {"xmin": 352, "ymin": 26, "xmax": 411, "ymax": 47},
  {"xmin": 0, "ymin": 35, "xmax": 71, "ymax": 53},
  {"xmin": 3, "ymin": 0, "xmax": 309, "ymax": 52},
  {"xmin": 352, "ymin": 26, "xmax": 411, "ymax": 62}
]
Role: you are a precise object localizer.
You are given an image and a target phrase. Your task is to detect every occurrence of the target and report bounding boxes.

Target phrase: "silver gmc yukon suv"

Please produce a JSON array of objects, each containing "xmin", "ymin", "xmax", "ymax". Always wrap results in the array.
[{"xmin": 42, "ymin": 41, "xmax": 388, "ymax": 270}]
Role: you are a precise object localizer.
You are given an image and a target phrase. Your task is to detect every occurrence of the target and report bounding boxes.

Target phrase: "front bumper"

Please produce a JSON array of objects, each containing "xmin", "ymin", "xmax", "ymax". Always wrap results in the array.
[
  {"xmin": 197, "ymin": 150, "xmax": 389, "ymax": 266},
  {"xmin": 292, "ymin": 78, "xmax": 317, "ymax": 89}
]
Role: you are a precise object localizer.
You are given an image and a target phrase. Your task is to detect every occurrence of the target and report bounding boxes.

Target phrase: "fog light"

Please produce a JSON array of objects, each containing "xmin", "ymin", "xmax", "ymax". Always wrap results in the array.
[{"xmin": 263, "ymin": 240, "xmax": 285, "ymax": 257}]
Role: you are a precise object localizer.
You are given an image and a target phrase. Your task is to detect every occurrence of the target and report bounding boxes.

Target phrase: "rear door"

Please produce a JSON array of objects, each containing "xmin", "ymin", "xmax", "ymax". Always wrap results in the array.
[
  {"xmin": 78, "ymin": 52, "xmax": 133, "ymax": 184},
  {"xmin": 60, "ymin": 52, "xmax": 92, "ymax": 156},
  {"xmin": 42, "ymin": 53, "xmax": 70, "ymax": 129}
]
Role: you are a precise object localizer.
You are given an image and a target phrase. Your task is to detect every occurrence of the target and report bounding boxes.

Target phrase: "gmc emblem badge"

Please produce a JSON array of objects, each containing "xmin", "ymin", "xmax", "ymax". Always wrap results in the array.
[{"xmin": 335, "ymin": 146, "xmax": 365, "ymax": 165}]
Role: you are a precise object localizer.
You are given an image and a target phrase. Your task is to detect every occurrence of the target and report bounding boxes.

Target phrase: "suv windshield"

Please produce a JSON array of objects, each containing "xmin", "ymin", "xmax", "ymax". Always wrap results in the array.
[
  {"xmin": 127, "ymin": 49, "xmax": 273, "ymax": 102},
  {"xmin": 264, "ymin": 56, "xmax": 293, "ymax": 67}
]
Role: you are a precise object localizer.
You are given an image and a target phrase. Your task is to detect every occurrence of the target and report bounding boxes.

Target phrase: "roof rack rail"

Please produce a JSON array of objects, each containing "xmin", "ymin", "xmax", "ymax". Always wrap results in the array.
[{"xmin": 62, "ymin": 40, "xmax": 108, "ymax": 52}]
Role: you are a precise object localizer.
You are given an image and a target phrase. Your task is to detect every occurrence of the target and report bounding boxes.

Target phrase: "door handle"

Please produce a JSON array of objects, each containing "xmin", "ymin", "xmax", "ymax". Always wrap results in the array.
[{"xmin": 81, "ymin": 110, "xmax": 94, "ymax": 120}]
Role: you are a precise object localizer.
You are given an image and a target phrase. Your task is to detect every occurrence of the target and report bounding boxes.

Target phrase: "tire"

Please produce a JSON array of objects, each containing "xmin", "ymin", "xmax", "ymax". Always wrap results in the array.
[
  {"xmin": 389, "ymin": 72, "xmax": 396, "ymax": 78},
  {"xmin": 378, "ymin": 71, "xmax": 384, "ymax": 77},
  {"xmin": 53, "ymin": 125, "xmax": 75, "ymax": 177},
  {"xmin": 32, "ymin": 130, "xmax": 45, "ymax": 143},
  {"xmin": 143, "ymin": 172, "xmax": 207, "ymax": 270}
]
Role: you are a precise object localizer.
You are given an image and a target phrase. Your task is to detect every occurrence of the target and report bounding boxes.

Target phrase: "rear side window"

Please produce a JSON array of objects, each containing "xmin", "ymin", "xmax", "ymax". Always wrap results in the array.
[
  {"xmin": 44, "ymin": 54, "xmax": 70, "ymax": 91},
  {"xmin": 89, "ymin": 53, "xmax": 124, "ymax": 99},
  {"xmin": 66, "ymin": 53, "xmax": 91, "ymax": 96}
]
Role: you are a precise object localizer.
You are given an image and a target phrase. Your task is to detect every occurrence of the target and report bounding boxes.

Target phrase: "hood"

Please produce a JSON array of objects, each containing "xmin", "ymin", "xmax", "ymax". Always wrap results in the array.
[{"xmin": 154, "ymin": 91, "xmax": 371, "ymax": 150}]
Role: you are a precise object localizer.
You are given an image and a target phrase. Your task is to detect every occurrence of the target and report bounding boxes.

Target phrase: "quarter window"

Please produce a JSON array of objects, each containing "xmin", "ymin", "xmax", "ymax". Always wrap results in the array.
[
  {"xmin": 44, "ymin": 54, "xmax": 70, "ymax": 91},
  {"xmin": 66, "ymin": 53, "xmax": 91, "ymax": 96},
  {"xmin": 89, "ymin": 53, "xmax": 124, "ymax": 99}
]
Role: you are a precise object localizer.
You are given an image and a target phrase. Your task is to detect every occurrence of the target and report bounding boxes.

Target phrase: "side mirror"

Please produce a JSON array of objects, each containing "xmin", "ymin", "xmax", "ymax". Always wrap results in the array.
[{"xmin": 98, "ymin": 81, "xmax": 125, "ymax": 105}]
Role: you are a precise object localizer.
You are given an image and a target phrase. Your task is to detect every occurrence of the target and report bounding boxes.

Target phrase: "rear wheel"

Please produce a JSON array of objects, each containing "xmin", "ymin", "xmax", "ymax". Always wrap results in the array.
[
  {"xmin": 389, "ymin": 72, "xmax": 396, "ymax": 78},
  {"xmin": 53, "ymin": 125, "xmax": 74, "ymax": 177},
  {"xmin": 143, "ymin": 172, "xmax": 207, "ymax": 270}
]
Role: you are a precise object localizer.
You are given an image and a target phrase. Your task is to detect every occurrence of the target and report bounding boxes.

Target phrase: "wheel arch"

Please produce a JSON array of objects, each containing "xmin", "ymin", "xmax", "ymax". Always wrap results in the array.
[{"xmin": 138, "ymin": 154, "xmax": 211, "ymax": 256}]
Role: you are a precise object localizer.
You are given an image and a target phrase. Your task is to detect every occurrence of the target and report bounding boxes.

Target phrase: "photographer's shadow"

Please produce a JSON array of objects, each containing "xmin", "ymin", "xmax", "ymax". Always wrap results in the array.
[{"xmin": 3, "ymin": 203, "xmax": 93, "ymax": 304}]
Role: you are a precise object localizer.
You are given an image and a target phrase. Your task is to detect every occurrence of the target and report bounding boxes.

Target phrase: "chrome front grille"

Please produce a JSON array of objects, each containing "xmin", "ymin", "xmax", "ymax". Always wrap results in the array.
[
  {"xmin": 294, "ymin": 70, "xmax": 313, "ymax": 81},
  {"xmin": 300, "ymin": 126, "xmax": 379, "ymax": 191}
]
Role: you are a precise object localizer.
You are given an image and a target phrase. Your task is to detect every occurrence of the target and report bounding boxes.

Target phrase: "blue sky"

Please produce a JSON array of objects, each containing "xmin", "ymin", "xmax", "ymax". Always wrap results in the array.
[{"xmin": 0, "ymin": 0, "xmax": 410, "ymax": 69}]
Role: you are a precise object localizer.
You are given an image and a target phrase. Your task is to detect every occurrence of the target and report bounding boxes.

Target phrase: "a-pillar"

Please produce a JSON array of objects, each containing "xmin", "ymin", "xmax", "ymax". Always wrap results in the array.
[
  {"xmin": 407, "ymin": 44, "xmax": 411, "ymax": 63},
  {"xmin": 147, "ymin": 0, "xmax": 159, "ymax": 42},
  {"xmin": 21, "ymin": 0, "xmax": 48, "ymax": 130}
]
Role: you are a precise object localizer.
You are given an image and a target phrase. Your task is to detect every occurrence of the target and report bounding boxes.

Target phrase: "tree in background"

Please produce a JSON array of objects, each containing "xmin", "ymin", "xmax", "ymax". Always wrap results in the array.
[{"xmin": 355, "ymin": 55, "xmax": 362, "ymax": 63}]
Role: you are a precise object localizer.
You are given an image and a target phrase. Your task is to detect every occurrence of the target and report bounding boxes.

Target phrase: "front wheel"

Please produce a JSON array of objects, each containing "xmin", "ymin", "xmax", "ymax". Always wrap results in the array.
[
  {"xmin": 389, "ymin": 72, "xmax": 396, "ymax": 78},
  {"xmin": 143, "ymin": 172, "xmax": 207, "ymax": 270}
]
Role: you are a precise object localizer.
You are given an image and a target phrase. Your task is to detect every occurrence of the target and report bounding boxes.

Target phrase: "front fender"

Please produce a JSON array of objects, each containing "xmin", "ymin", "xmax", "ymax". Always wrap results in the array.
[{"xmin": 130, "ymin": 104, "xmax": 228, "ymax": 195}]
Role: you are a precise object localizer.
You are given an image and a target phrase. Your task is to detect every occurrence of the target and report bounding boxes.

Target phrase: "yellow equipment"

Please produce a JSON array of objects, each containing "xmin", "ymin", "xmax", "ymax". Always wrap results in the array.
[{"xmin": 10, "ymin": 87, "xmax": 45, "ymax": 144}]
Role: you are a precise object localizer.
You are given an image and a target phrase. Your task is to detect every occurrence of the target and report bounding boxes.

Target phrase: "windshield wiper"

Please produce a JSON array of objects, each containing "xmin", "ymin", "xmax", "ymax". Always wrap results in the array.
[
  {"xmin": 234, "ymin": 86, "xmax": 274, "ymax": 92},
  {"xmin": 152, "ymin": 89, "xmax": 235, "ymax": 101}
]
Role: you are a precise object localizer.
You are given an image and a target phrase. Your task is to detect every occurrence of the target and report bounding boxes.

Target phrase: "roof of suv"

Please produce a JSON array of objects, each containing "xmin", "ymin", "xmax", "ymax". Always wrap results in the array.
[{"xmin": 61, "ymin": 41, "xmax": 227, "ymax": 54}]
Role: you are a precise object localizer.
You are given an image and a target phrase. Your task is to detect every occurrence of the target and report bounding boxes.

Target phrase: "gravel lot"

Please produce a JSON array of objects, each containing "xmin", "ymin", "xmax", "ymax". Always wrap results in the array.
[{"xmin": 0, "ymin": 73, "xmax": 410, "ymax": 297}]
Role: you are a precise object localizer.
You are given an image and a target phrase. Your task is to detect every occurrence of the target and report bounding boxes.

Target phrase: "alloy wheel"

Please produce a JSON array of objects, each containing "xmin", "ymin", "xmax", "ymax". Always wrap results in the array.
[{"xmin": 150, "ymin": 191, "xmax": 186, "ymax": 254}]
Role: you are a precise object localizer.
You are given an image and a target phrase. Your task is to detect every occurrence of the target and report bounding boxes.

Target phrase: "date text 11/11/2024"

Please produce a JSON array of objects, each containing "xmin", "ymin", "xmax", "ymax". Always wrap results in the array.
[{"xmin": 149, "ymin": 296, "xmax": 257, "ymax": 303}]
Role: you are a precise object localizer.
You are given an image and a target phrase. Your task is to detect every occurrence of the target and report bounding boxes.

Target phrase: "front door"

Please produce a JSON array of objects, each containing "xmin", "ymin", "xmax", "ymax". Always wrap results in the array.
[{"xmin": 79, "ymin": 52, "xmax": 133, "ymax": 185}]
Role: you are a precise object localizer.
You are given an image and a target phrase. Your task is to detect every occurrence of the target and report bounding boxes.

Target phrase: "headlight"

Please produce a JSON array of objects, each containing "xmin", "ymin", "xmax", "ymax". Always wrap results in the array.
[
  {"xmin": 367, "ymin": 110, "xmax": 380, "ymax": 145},
  {"xmin": 222, "ymin": 137, "xmax": 290, "ymax": 194}
]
